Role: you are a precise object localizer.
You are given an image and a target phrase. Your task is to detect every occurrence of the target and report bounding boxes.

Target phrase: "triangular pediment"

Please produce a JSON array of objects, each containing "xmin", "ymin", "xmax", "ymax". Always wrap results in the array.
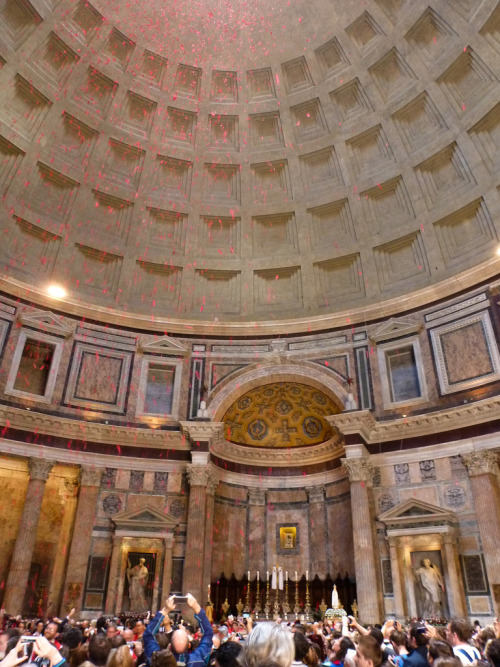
[
  {"xmin": 379, "ymin": 498, "xmax": 456, "ymax": 526},
  {"xmin": 369, "ymin": 318, "xmax": 422, "ymax": 343},
  {"xmin": 112, "ymin": 504, "xmax": 178, "ymax": 532},
  {"xmin": 139, "ymin": 336, "xmax": 188, "ymax": 356},
  {"xmin": 19, "ymin": 311, "xmax": 74, "ymax": 338}
]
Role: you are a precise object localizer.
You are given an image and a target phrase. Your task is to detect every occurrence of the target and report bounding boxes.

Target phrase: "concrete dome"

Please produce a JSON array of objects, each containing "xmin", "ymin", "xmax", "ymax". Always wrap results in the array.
[{"xmin": 0, "ymin": 0, "xmax": 499, "ymax": 334}]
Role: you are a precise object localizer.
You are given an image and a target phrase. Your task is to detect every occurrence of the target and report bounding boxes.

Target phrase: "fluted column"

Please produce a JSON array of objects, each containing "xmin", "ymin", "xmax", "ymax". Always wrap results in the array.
[
  {"xmin": 3, "ymin": 458, "xmax": 53, "ymax": 614},
  {"xmin": 307, "ymin": 487, "xmax": 327, "ymax": 577},
  {"xmin": 47, "ymin": 473, "xmax": 80, "ymax": 617},
  {"xmin": 462, "ymin": 450, "xmax": 500, "ymax": 614},
  {"xmin": 202, "ymin": 477, "xmax": 218, "ymax": 604},
  {"xmin": 248, "ymin": 488, "xmax": 267, "ymax": 573},
  {"xmin": 442, "ymin": 532, "xmax": 467, "ymax": 618},
  {"xmin": 387, "ymin": 537, "xmax": 406, "ymax": 621},
  {"xmin": 61, "ymin": 466, "xmax": 103, "ymax": 615},
  {"xmin": 342, "ymin": 453, "xmax": 383, "ymax": 624},
  {"xmin": 162, "ymin": 535, "xmax": 174, "ymax": 600},
  {"xmin": 183, "ymin": 463, "xmax": 218, "ymax": 602}
]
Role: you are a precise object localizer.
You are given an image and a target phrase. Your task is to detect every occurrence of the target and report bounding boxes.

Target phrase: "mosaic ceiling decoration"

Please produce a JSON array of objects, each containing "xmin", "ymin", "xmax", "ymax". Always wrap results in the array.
[{"xmin": 222, "ymin": 382, "xmax": 340, "ymax": 448}]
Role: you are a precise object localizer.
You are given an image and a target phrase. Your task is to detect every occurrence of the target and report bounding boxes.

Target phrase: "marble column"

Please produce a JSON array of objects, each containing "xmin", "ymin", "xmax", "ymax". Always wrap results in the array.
[
  {"xmin": 342, "ymin": 454, "xmax": 383, "ymax": 624},
  {"xmin": 61, "ymin": 466, "xmax": 103, "ymax": 615},
  {"xmin": 3, "ymin": 458, "xmax": 53, "ymax": 614},
  {"xmin": 442, "ymin": 532, "xmax": 467, "ymax": 618},
  {"xmin": 202, "ymin": 477, "xmax": 218, "ymax": 605},
  {"xmin": 387, "ymin": 536, "xmax": 406, "ymax": 621},
  {"xmin": 247, "ymin": 488, "xmax": 267, "ymax": 574},
  {"xmin": 307, "ymin": 486, "xmax": 327, "ymax": 577},
  {"xmin": 47, "ymin": 473, "xmax": 80, "ymax": 617},
  {"xmin": 183, "ymin": 464, "xmax": 218, "ymax": 602},
  {"xmin": 462, "ymin": 450, "xmax": 500, "ymax": 614},
  {"xmin": 105, "ymin": 535, "xmax": 123, "ymax": 614}
]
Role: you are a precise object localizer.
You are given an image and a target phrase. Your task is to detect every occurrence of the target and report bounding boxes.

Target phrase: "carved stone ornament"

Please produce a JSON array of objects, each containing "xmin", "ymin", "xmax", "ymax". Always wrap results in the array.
[
  {"xmin": 341, "ymin": 457, "xmax": 376, "ymax": 483},
  {"xmin": 28, "ymin": 458, "xmax": 53, "ymax": 481},
  {"xmin": 81, "ymin": 466, "xmax": 104, "ymax": 487},
  {"xmin": 462, "ymin": 450, "xmax": 499, "ymax": 477},
  {"xmin": 248, "ymin": 487, "xmax": 267, "ymax": 505},
  {"xmin": 179, "ymin": 421, "xmax": 225, "ymax": 446},
  {"xmin": 306, "ymin": 486, "xmax": 325, "ymax": 503},
  {"xmin": 186, "ymin": 464, "xmax": 218, "ymax": 489}
]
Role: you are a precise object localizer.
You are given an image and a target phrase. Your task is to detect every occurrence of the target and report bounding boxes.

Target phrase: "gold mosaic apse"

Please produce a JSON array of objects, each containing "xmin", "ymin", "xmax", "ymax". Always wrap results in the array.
[{"xmin": 222, "ymin": 382, "xmax": 340, "ymax": 447}]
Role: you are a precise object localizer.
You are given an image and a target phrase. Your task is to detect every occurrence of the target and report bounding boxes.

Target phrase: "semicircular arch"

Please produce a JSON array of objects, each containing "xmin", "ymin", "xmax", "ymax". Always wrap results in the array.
[{"xmin": 208, "ymin": 361, "xmax": 348, "ymax": 422}]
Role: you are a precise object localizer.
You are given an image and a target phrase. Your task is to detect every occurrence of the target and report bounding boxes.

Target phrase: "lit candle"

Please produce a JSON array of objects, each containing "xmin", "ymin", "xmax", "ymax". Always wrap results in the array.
[
  {"xmin": 248, "ymin": 570, "xmax": 250, "ymax": 580},
  {"xmin": 295, "ymin": 571, "xmax": 298, "ymax": 581},
  {"xmin": 208, "ymin": 584, "xmax": 211, "ymax": 597},
  {"xmin": 306, "ymin": 570, "xmax": 309, "ymax": 581},
  {"xmin": 267, "ymin": 570, "xmax": 269, "ymax": 580},
  {"xmin": 286, "ymin": 571, "xmax": 288, "ymax": 581},
  {"xmin": 257, "ymin": 571, "xmax": 259, "ymax": 581}
]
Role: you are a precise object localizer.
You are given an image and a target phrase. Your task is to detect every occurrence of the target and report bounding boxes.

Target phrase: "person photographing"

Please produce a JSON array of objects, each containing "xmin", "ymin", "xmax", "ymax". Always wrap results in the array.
[{"xmin": 144, "ymin": 594, "xmax": 213, "ymax": 667}]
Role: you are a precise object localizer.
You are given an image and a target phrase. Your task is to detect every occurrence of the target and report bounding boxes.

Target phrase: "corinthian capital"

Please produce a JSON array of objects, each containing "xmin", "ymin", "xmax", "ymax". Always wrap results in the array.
[
  {"xmin": 28, "ymin": 458, "xmax": 53, "ymax": 481},
  {"xmin": 186, "ymin": 464, "xmax": 218, "ymax": 490},
  {"xmin": 462, "ymin": 450, "xmax": 499, "ymax": 477},
  {"xmin": 341, "ymin": 457, "xmax": 376, "ymax": 483}
]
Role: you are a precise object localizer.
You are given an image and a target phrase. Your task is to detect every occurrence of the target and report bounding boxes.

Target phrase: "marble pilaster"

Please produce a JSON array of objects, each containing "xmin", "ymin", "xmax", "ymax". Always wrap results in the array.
[
  {"xmin": 307, "ymin": 486, "xmax": 327, "ymax": 577},
  {"xmin": 3, "ymin": 458, "xmax": 53, "ymax": 614},
  {"xmin": 462, "ymin": 450, "xmax": 500, "ymax": 614},
  {"xmin": 442, "ymin": 532, "xmax": 467, "ymax": 618},
  {"xmin": 202, "ymin": 478, "xmax": 218, "ymax": 604},
  {"xmin": 387, "ymin": 537, "xmax": 406, "ymax": 621},
  {"xmin": 162, "ymin": 535, "xmax": 174, "ymax": 600},
  {"xmin": 248, "ymin": 488, "xmax": 266, "ymax": 574},
  {"xmin": 61, "ymin": 466, "xmax": 103, "ymax": 615},
  {"xmin": 342, "ymin": 453, "xmax": 383, "ymax": 624},
  {"xmin": 105, "ymin": 535, "xmax": 123, "ymax": 614}
]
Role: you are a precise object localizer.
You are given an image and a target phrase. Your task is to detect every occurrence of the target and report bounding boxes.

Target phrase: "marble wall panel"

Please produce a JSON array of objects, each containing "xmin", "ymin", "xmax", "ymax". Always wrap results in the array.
[
  {"xmin": 0, "ymin": 468, "xmax": 29, "ymax": 593},
  {"xmin": 212, "ymin": 500, "xmax": 247, "ymax": 578},
  {"xmin": 327, "ymin": 498, "xmax": 354, "ymax": 577},
  {"xmin": 267, "ymin": 505, "xmax": 309, "ymax": 575}
]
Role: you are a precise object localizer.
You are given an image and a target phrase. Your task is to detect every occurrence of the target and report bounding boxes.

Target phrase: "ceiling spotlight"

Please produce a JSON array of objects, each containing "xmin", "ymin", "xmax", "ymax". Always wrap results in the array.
[{"xmin": 47, "ymin": 284, "xmax": 67, "ymax": 299}]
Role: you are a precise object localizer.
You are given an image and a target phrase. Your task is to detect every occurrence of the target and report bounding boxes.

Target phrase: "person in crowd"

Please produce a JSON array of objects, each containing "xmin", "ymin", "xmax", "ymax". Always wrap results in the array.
[
  {"xmin": 239, "ymin": 622, "xmax": 294, "ymax": 667},
  {"xmin": 144, "ymin": 595, "xmax": 212, "ymax": 667},
  {"xmin": 428, "ymin": 640, "xmax": 454, "ymax": 666},
  {"xmin": 446, "ymin": 621, "xmax": 481, "ymax": 665},
  {"xmin": 211, "ymin": 641, "xmax": 242, "ymax": 667},
  {"xmin": 388, "ymin": 630, "xmax": 408, "ymax": 667},
  {"xmin": 486, "ymin": 639, "xmax": 500, "ymax": 667},
  {"xmin": 86, "ymin": 635, "xmax": 112, "ymax": 667},
  {"xmin": 326, "ymin": 635, "xmax": 356, "ymax": 667},
  {"xmin": 354, "ymin": 636, "xmax": 385, "ymax": 667},
  {"xmin": 401, "ymin": 627, "xmax": 430, "ymax": 667},
  {"xmin": 107, "ymin": 645, "xmax": 134, "ymax": 667}
]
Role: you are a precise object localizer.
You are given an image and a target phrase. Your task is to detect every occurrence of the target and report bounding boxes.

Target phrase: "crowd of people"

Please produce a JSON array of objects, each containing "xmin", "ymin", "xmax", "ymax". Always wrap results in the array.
[{"xmin": 0, "ymin": 596, "xmax": 499, "ymax": 667}]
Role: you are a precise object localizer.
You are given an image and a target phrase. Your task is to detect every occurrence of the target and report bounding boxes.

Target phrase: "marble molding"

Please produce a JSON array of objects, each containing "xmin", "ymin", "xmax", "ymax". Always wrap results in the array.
[
  {"xmin": 306, "ymin": 486, "xmax": 325, "ymax": 503},
  {"xmin": 247, "ymin": 487, "xmax": 267, "ymax": 505},
  {"xmin": 327, "ymin": 395, "xmax": 500, "ymax": 443},
  {"xmin": 210, "ymin": 433, "xmax": 343, "ymax": 467},
  {"xmin": 81, "ymin": 466, "xmax": 104, "ymax": 487}
]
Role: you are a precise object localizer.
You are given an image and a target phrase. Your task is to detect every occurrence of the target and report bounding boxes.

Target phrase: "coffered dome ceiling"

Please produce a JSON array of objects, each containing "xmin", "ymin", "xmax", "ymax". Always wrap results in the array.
[
  {"xmin": 0, "ymin": 0, "xmax": 499, "ymax": 334},
  {"xmin": 222, "ymin": 382, "xmax": 339, "ymax": 447}
]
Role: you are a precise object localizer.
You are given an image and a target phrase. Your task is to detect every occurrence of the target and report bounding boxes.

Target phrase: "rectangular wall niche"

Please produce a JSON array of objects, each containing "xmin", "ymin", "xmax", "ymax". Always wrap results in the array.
[
  {"xmin": 136, "ymin": 356, "xmax": 183, "ymax": 419},
  {"xmin": 377, "ymin": 338, "xmax": 427, "ymax": 408},
  {"xmin": 5, "ymin": 330, "xmax": 64, "ymax": 403}
]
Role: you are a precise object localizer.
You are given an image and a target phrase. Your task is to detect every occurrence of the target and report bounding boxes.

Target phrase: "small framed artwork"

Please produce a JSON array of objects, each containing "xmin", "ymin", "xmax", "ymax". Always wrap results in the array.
[{"xmin": 276, "ymin": 524, "xmax": 299, "ymax": 555}]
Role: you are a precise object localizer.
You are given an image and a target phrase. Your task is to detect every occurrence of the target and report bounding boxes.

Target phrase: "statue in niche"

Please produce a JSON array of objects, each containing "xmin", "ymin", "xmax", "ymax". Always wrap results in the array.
[
  {"xmin": 414, "ymin": 558, "xmax": 444, "ymax": 618},
  {"xmin": 127, "ymin": 557, "xmax": 149, "ymax": 611}
]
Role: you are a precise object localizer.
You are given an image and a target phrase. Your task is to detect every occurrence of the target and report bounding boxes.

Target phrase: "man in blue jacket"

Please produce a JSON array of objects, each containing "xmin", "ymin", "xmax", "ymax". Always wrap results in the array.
[{"xmin": 144, "ymin": 593, "xmax": 214, "ymax": 667}]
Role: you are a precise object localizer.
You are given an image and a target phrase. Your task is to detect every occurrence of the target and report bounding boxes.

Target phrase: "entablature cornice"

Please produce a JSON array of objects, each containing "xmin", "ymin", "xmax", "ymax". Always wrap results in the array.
[
  {"xmin": 327, "ymin": 395, "xmax": 500, "ymax": 444},
  {"xmin": 210, "ymin": 432, "xmax": 344, "ymax": 467},
  {"xmin": 0, "ymin": 404, "xmax": 189, "ymax": 450}
]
